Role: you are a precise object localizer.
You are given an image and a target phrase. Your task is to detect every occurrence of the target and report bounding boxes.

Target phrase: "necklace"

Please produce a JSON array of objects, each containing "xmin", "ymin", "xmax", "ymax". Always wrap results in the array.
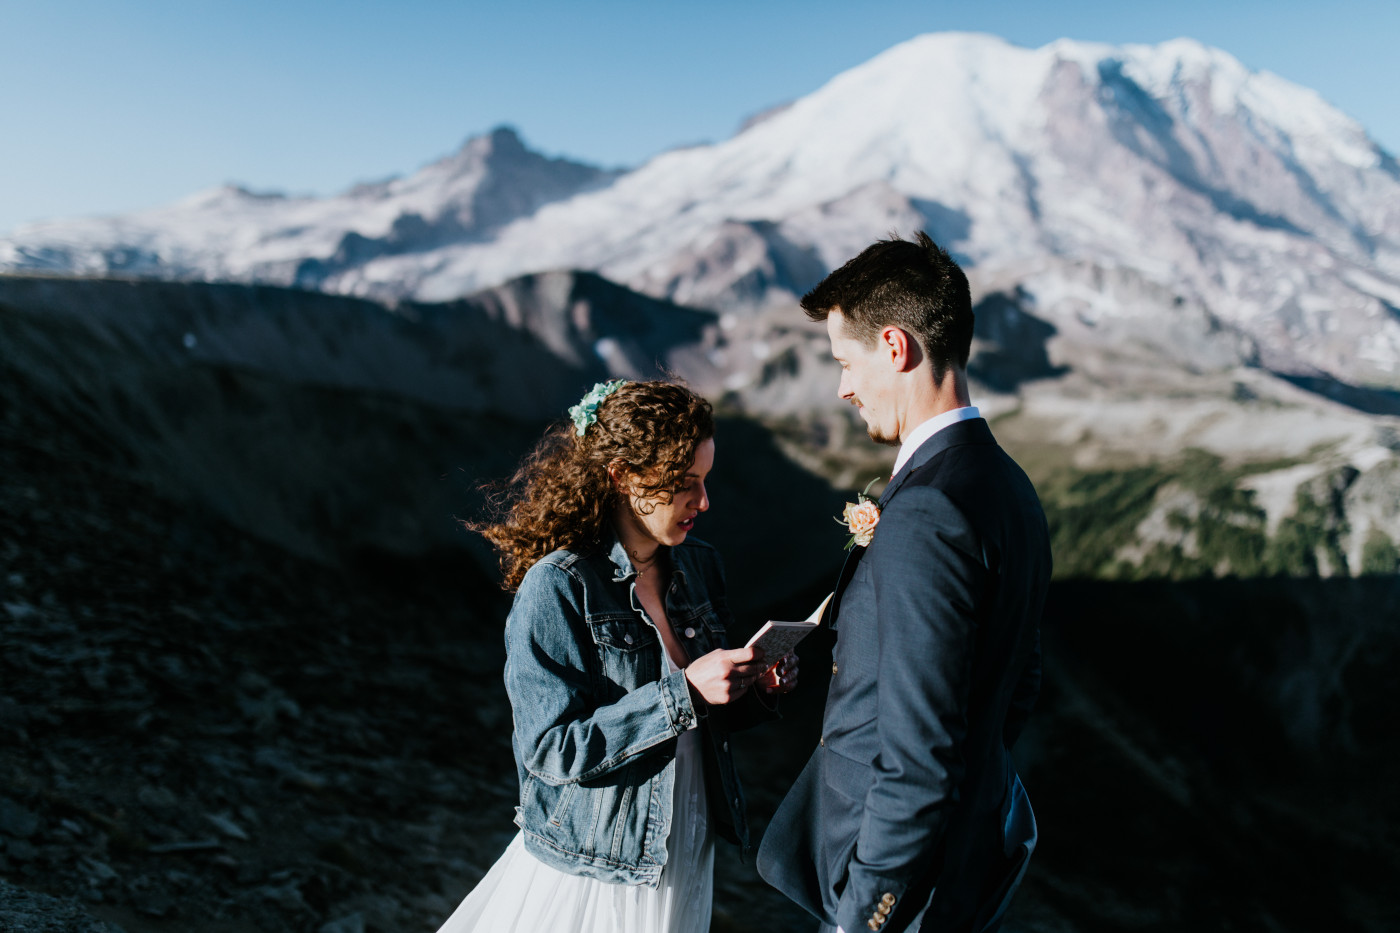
[{"xmin": 628, "ymin": 546, "xmax": 661, "ymax": 578}]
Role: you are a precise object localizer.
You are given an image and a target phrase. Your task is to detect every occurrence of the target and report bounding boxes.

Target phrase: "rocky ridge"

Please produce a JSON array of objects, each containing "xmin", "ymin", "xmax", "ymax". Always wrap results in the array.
[{"xmin": 3, "ymin": 288, "xmax": 1397, "ymax": 932}]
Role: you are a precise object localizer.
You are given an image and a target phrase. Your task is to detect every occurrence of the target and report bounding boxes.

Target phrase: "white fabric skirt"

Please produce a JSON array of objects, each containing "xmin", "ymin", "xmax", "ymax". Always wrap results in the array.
[{"xmin": 435, "ymin": 720, "xmax": 713, "ymax": 933}]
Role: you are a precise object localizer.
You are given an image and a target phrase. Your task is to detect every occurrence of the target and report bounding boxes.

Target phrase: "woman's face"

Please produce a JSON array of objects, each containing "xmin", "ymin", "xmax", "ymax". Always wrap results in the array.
[{"xmin": 617, "ymin": 438, "xmax": 715, "ymax": 549}]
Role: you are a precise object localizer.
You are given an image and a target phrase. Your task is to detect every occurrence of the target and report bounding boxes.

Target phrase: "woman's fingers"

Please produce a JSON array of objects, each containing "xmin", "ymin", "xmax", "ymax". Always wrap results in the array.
[{"xmin": 687, "ymin": 648, "xmax": 769, "ymax": 704}]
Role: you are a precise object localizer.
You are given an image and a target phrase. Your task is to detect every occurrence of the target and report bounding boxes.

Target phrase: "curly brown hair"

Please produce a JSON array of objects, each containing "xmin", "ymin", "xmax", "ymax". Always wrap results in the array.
[{"xmin": 472, "ymin": 381, "xmax": 715, "ymax": 591}]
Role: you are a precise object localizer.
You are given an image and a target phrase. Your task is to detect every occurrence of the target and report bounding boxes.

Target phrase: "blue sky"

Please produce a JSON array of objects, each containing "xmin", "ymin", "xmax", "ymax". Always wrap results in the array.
[{"xmin": 2, "ymin": 0, "xmax": 1397, "ymax": 235}]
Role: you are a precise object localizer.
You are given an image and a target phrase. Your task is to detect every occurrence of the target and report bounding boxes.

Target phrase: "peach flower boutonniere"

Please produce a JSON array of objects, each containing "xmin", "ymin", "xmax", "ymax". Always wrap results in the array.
[{"xmin": 837, "ymin": 478, "xmax": 882, "ymax": 550}]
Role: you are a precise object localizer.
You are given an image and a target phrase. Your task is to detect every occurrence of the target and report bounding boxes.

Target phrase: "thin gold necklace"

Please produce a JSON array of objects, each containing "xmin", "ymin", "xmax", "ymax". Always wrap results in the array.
[{"xmin": 629, "ymin": 546, "xmax": 661, "ymax": 578}]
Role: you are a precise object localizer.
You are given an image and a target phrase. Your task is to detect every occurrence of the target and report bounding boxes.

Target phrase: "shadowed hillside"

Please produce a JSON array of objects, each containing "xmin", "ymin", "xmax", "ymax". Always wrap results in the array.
[{"xmin": 3, "ymin": 276, "xmax": 1398, "ymax": 932}]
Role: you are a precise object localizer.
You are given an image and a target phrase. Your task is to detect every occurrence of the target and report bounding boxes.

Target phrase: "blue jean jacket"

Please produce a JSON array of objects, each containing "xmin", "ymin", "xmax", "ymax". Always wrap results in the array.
[{"xmin": 504, "ymin": 535, "xmax": 767, "ymax": 885}]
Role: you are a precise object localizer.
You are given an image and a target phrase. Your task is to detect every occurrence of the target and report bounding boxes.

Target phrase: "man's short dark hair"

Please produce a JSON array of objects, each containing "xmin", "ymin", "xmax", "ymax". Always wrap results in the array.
[{"xmin": 800, "ymin": 231, "xmax": 973, "ymax": 380}]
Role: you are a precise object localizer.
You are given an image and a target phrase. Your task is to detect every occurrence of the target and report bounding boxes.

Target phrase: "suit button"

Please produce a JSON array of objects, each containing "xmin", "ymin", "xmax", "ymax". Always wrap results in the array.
[
  {"xmin": 877, "ymin": 903, "xmax": 892, "ymax": 916},
  {"xmin": 867, "ymin": 920, "xmax": 881, "ymax": 931},
  {"xmin": 819, "ymin": 736, "xmax": 825, "ymax": 746},
  {"xmin": 624, "ymin": 633, "xmax": 634, "ymax": 644},
  {"xmin": 881, "ymin": 893, "xmax": 897, "ymax": 907},
  {"xmin": 684, "ymin": 626, "xmax": 696, "ymax": 638},
  {"xmin": 831, "ymin": 662, "xmax": 838, "ymax": 675}
]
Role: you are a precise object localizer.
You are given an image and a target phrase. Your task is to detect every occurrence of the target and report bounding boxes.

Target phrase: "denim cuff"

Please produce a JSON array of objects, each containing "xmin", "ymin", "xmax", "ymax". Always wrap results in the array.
[{"xmin": 658, "ymin": 668, "xmax": 698, "ymax": 732}]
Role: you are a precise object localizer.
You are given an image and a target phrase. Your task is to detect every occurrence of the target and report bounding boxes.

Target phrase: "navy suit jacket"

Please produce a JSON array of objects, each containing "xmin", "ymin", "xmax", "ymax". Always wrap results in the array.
[{"xmin": 758, "ymin": 418, "xmax": 1050, "ymax": 933}]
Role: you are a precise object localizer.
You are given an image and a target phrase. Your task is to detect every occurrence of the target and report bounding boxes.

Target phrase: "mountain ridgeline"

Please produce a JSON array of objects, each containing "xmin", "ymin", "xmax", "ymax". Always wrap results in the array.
[{"xmin": 4, "ymin": 34, "xmax": 1399, "ymax": 393}]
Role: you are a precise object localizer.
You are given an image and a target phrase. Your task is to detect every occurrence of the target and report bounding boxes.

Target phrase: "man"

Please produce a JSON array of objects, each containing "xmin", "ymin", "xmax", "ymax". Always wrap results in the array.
[{"xmin": 758, "ymin": 233, "xmax": 1049, "ymax": 933}]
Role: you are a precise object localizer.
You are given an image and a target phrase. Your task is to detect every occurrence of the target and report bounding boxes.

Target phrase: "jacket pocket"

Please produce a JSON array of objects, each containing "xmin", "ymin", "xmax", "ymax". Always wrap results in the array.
[
  {"xmin": 548, "ymin": 782, "xmax": 577, "ymax": 826},
  {"xmin": 821, "ymin": 744, "xmax": 874, "ymax": 803},
  {"xmin": 671, "ymin": 602, "xmax": 727, "ymax": 653},
  {"xmin": 588, "ymin": 615, "xmax": 657, "ymax": 652},
  {"xmin": 818, "ymin": 747, "xmax": 869, "ymax": 903}
]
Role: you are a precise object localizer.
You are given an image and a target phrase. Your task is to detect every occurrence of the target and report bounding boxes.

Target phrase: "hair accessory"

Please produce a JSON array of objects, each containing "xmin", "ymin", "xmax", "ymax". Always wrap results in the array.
[{"xmin": 569, "ymin": 379, "xmax": 627, "ymax": 436}]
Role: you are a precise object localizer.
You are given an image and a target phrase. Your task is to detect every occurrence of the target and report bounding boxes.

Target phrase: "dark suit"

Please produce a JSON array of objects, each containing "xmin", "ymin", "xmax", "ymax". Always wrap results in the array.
[{"xmin": 758, "ymin": 418, "xmax": 1049, "ymax": 933}]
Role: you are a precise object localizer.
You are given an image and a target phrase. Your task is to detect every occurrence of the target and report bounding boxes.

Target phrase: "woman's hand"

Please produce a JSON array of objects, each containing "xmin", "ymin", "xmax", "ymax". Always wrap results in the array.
[
  {"xmin": 760, "ymin": 651, "xmax": 799, "ymax": 695},
  {"xmin": 684, "ymin": 646, "xmax": 769, "ymax": 705}
]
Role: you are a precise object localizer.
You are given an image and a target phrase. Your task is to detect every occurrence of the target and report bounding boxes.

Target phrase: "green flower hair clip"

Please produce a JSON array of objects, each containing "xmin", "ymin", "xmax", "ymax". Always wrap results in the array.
[{"xmin": 568, "ymin": 379, "xmax": 627, "ymax": 436}]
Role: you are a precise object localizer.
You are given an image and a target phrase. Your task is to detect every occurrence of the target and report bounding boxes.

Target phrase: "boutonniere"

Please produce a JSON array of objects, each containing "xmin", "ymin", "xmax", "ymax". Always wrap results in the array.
[{"xmin": 836, "ymin": 478, "xmax": 881, "ymax": 550}]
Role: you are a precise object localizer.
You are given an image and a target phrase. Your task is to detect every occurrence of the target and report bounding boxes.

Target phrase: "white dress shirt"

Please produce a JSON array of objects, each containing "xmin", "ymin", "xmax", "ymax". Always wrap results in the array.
[{"xmin": 891, "ymin": 406, "xmax": 981, "ymax": 478}]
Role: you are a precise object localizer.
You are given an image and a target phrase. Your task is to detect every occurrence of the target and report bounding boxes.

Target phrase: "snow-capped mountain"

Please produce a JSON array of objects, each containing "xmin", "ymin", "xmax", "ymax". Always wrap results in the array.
[
  {"xmin": 4, "ymin": 33, "xmax": 1400, "ymax": 388},
  {"xmin": 0, "ymin": 126, "xmax": 616, "ymax": 290}
]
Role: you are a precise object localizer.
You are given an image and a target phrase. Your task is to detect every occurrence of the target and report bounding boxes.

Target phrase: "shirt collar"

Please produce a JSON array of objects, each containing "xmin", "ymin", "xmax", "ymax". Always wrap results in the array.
[
  {"xmin": 606, "ymin": 536, "xmax": 636, "ymax": 582},
  {"xmin": 605, "ymin": 533, "xmax": 684, "ymax": 586},
  {"xmin": 892, "ymin": 406, "xmax": 981, "ymax": 477}
]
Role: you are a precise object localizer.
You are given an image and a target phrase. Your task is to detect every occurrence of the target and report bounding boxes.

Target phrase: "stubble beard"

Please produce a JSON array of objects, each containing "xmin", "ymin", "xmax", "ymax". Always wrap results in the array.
[
  {"xmin": 866, "ymin": 425, "xmax": 900, "ymax": 447},
  {"xmin": 854, "ymin": 401, "xmax": 900, "ymax": 447}
]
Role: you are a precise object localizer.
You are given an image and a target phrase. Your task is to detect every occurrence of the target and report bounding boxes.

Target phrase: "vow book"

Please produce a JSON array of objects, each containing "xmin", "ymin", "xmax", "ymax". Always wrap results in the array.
[{"xmin": 744, "ymin": 592, "xmax": 833, "ymax": 664}]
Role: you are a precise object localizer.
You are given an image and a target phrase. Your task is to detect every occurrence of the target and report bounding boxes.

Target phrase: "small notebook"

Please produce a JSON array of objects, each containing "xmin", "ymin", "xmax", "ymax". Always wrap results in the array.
[{"xmin": 744, "ymin": 592, "xmax": 833, "ymax": 664}]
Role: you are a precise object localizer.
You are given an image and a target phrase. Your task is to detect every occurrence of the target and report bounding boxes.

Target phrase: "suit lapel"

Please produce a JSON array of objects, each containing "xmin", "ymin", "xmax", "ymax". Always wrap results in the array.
[
  {"xmin": 827, "ymin": 545, "xmax": 864, "ymax": 629},
  {"xmin": 828, "ymin": 419, "xmax": 995, "ymax": 630}
]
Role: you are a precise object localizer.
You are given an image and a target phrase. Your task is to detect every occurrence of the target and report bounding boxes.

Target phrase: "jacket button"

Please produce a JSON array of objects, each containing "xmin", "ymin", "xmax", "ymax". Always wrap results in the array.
[
  {"xmin": 684, "ymin": 627, "xmax": 696, "ymax": 638},
  {"xmin": 831, "ymin": 662, "xmax": 838, "ymax": 675},
  {"xmin": 624, "ymin": 633, "xmax": 634, "ymax": 644},
  {"xmin": 819, "ymin": 736, "xmax": 825, "ymax": 746},
  {"xmin": 868, "ymin": 921, "xmax": 881, "ymax": 931},
  {"xmin": 881, "ymin": 893, "xmax": 897, "ymax": 906},
  {"xmin": 723, "ymin": 741, "xmax": 729, "ymax": 752}
]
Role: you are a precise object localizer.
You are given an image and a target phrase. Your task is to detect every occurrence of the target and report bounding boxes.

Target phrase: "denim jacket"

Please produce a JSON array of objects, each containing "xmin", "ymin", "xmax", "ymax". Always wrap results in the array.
[{"xmin": 504, "ymin": 535, "xmax": 770, "ymax": 885}]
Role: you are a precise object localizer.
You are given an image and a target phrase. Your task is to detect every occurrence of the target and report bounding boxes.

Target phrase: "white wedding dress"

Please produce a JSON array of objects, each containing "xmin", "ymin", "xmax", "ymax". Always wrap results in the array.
[{"xmin": 435, "ymin": 652, "xmax": 714, "ymax": 933}]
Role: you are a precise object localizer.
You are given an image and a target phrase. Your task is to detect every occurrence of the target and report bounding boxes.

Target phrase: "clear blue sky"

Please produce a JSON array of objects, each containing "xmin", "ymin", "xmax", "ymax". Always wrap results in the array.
[{"xmin": 2, "ymin": 0, "xmax": 1396, "ymax": 235}]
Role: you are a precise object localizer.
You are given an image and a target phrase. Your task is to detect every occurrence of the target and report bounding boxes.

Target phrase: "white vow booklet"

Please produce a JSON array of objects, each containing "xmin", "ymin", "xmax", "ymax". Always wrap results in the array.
[{"xmin": 744, "ymin": 592, "xmax": 833, "ymax": 665}]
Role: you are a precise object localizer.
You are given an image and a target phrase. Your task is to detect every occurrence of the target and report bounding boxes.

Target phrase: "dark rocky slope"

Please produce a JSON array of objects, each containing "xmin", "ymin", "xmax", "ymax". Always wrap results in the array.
[{"xmin": 2, "ymin": 280, "xmax": 1397, "ymax": 931}]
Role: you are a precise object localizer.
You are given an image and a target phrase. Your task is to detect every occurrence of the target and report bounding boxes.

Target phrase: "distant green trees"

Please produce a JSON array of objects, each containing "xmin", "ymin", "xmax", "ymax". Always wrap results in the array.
[
  {"xmin": 1038, "ymin": 449, "xmax": 1392, "ymax": 581},
  {"xmin": 1361, "ymin": 528, "xmax": 1400, "ymax": 575}
]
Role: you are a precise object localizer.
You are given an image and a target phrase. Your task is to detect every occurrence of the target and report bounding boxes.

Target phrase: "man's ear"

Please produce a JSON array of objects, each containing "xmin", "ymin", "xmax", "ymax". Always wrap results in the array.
[{"xmin": 880, "ymin": 326, "xmax": 923, "ymax": 373}]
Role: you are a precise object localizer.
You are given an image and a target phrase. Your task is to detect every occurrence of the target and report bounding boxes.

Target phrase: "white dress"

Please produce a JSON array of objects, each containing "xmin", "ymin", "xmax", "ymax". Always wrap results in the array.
[{"xmin": 435, "ymin": 652, "xmax": 714, "ymax": 933}]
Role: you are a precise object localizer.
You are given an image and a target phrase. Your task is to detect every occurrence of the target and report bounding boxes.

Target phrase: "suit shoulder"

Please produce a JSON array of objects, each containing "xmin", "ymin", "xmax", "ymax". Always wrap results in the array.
[
  {"xmin": 876, "ymin": 485, "xmax": 978, "ymax": 548},
  {"xmin": 913, "ymin": 441, "xmax": 1040, "ymax": 502}
]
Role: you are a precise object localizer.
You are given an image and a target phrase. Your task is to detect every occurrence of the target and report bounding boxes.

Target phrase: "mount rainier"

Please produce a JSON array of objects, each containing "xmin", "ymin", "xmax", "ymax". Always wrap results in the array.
[{"xmin": 4, "ymin": 31, "xmax": 1400, "ymax": 392}]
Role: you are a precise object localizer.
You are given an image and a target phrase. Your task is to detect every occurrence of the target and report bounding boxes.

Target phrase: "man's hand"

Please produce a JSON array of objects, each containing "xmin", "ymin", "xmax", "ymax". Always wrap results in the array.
[
  {"xmin": 760, "ymin": 651, "xmax": 800, "ymax": 694},
  {"xmin": 685, "ymin": 647, "xmax": 768, "ymax": 704}
]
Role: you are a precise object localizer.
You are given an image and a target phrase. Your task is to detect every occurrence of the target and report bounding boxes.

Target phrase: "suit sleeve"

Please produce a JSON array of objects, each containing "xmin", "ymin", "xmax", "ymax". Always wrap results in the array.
[
  {"xmin": 1003, "ymin": 626, "xmax": 1040, "ymax": 748},
  {"xmin": 505, "ymin": 562, "xmax": 698, "ymax": 785},
  {"xmin": 835, "ymin": 487, "xmax": 984, "ymax": 933}
]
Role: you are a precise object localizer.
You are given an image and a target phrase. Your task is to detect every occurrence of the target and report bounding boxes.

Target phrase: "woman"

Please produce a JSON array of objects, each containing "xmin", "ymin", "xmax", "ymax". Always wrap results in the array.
[{"xmin": 437, "ymin": 379, "xmax": 799, "ymax": 933}]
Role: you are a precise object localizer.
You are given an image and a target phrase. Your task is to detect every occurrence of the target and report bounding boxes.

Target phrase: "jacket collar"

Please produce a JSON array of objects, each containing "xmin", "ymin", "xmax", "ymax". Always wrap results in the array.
[
  {"xmin": 605, "ymin": 533, "xmax": 686, "ymax": 587},
  {"xmin": 878, "ymin": 417, "xmax": 994, "ymax": 507}
]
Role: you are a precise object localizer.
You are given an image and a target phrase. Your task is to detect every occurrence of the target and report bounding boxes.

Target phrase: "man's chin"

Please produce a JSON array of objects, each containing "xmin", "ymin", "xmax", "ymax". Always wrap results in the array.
[{"xmin": 865, "ymin": 426, "xmax": 900, "ymax": 447}]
